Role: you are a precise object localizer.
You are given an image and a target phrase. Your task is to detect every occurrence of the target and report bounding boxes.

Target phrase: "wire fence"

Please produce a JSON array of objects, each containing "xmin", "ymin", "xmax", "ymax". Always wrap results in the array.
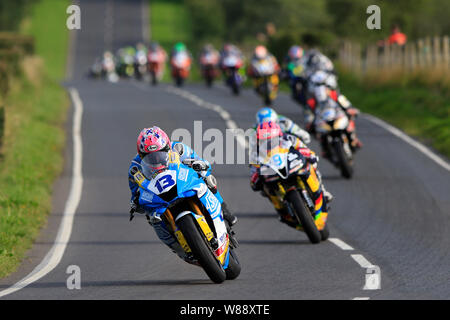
[{"xmin": 338, "ymin": 36, "xmax": 450, "ymax": 75}]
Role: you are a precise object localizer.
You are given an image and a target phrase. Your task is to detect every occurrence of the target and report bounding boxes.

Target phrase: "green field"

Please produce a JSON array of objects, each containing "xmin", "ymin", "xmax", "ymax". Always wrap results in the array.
[
  {"xmin": 0, "ymin": 0, "xmax": 69, "ymax": 278},
  {"xmin": 150, "ymin": 0, "xmax": 203, "ymax": 82},
  {"xmin": 339, "ymin": 71, "xmax": 450, "ymax": 158}
]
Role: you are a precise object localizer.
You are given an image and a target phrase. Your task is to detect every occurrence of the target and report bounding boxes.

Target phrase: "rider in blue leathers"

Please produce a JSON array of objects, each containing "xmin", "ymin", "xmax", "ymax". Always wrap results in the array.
[{"xmin": 128, "ymin": 127, "xmax": 237, "ymax": 264}]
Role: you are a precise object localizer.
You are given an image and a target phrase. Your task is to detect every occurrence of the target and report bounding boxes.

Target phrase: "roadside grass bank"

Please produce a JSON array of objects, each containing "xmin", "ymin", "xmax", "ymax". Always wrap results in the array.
[
  {"xmin": 0, "ymin": 0, "xmax": 69, "ymax": 279},
  {"xmin": 338, "ymin": 69, "xmax": 450, "ymax": 158}
]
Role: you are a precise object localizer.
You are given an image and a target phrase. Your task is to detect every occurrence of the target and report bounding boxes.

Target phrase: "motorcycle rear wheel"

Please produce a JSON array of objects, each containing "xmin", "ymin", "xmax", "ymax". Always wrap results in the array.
[
  {"xmin": 177, "ymin": 214, "xmax": 226, "ymax": 283},
  {"xmin": 286, "ymin": 190, "xmax": 321, "ymax": 244}
]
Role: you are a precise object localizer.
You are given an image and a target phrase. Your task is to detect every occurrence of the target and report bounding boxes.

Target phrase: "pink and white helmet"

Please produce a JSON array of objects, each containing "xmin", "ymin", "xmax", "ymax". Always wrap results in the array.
[{"xmin": 137, "ymin": 126, "xmax": 170, "ymax": 157}]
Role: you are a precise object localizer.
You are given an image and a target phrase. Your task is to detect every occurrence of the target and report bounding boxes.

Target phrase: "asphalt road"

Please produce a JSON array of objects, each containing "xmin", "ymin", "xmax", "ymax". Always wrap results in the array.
[{"xmin": 1, "ymin": 0, "xmax": 449, "ymax": 300}]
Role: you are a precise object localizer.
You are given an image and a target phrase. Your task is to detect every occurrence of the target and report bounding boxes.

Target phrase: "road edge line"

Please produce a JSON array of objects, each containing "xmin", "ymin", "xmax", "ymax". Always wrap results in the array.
[
  {"xmin": 363, "ymin": 113, "xmax": 450, "ymax": 172},
  {"xmin": 0, "ymin": 88, "xmax": 84, "ymax": 298}
]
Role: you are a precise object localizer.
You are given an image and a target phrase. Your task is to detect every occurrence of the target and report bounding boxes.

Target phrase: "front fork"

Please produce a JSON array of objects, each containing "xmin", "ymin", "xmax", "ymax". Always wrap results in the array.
[{"xmin": 267, "ymin": 170, "xmax": 329, "ymax": 230}]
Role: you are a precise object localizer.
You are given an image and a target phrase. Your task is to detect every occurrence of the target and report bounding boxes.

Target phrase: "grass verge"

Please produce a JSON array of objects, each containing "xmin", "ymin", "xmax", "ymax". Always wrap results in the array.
[
  {"xmin": 338, "ymin": 70, "xmax": 450, "ymax": 158},
  {"xmin": 0, "ymin": 0, "xmax": 70, "ymax": 279}
]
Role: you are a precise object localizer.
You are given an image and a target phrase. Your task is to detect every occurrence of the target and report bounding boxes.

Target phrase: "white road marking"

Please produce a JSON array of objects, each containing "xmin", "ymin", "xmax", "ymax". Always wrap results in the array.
[
  {"xmin": 351, "ymin": 254, "xmax": 374, "ymax": 268},
  {"xmin": 329, "ymin": 238, "xmax": 354, "ymax": 251},
  {"xmin": 166, "ymin": 86, "xmax": 247, "ymax": 150},
  {"xmin": 351, "ymin": 254, "xmax": 381, "ymax": 291},
  {"xmin": 353, "ymin": 297, "xmax": 370, "ymax": 300},
  {"xmin": 0, "ymin": 88, "xmax": 84, "ymax": 298},
  {"xmin": 363, "ymin": 113, "xmax": 450, "ymax": 172}
]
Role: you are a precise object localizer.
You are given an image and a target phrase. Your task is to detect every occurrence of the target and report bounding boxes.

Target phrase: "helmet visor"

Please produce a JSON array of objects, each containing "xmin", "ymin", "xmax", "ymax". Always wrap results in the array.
[
  {"xmin": 258, "ymin": 136, "xmax": 281, "ymax": 155},
  {"xmin": 141, "ymin": 151, "xmax": 169, "ymax": 178}
]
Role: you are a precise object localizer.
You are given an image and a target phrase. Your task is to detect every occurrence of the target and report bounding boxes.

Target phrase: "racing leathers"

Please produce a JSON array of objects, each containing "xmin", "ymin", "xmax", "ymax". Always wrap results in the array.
[
  {"xmin": 128, "ymin": 141, "xmax": 236, "ymax": 264},
  {"xmin": 249, "ymin": 133, "xmax": 330, "ymax": 228}
]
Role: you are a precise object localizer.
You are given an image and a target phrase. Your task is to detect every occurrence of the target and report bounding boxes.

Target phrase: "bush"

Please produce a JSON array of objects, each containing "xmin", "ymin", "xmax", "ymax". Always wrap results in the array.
[
  {"xmin": 0, "ymin": 104, "xmax": 4, "ymax": 150},
  {"xmin": 0, "ymin": 61, "xmax": 9, "ymax": 96},
  {"xmin": 0, "ymin": 32, "xmax": 34, "ymax": 54}
]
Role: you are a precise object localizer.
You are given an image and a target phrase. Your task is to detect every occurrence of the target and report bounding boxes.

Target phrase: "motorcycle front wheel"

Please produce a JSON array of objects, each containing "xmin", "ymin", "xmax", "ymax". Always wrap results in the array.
[
  {"xmin": 286, "ymin": 190, "xmax": 321, "ymax": 244},
  {"xmin": 225, "ymin": 248, "xmax": 241, "ymax": 280},
  {"xmin": 177, "ymin": 214, "xmax": 226, "ymax": 283}
]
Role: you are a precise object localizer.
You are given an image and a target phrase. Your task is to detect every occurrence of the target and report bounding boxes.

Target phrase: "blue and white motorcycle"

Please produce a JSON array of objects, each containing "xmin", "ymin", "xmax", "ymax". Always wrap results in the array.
[{"xmin": 130, "ymin": 151, "xmax": 240, "ymax": 283}]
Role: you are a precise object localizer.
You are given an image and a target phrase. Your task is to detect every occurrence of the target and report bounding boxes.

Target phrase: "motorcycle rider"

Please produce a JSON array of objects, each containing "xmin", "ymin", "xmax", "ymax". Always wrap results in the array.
[
  {"xmin": 299, "ymin": 49, "xmax": 362, "ymax": 150},
  {"xmin": 249, "ymin": 121, "xmax": 330, "ymax": 229},
  {"xmin": 170, "ymin": 42, "xmax": 192, "ymax": 61},
  {"xmin": 116, "ymin": 46, "xmax": 136, "ymax": 77},
  {"xmin": 219, "ymin": 43, "xmax": 244, "ymax": 70},
  {"xmin": 134, "ymin": 42, "xmax": 148, "ymax": 79},
  {"xmin": 254, "ymin": 107, "xmax": 333, "ymax": 203},
  {"xmin": 128, "ymin": 127, "xmax": 237, "ymax": 263},
  {"xmin": 147, "ymin": 41, "xmax": 167, "ymax": 81},
  {"xmin": 307, "ymin": 68, "xmax": 363, "ymax": 150},
  {"xmin": 200, "ymin": 44, "xmax": 220, "ymax": 66},
  {"xmin": 247, "ymin": 45, "xmax": 280, "ymax": 103},
  {"xmin": 169, "ymin": 42, "xmax": 192, "ymax": 84},
  {"xmin": 199, "ymin": 44, "xmax": 220, "ymax": 84},
  {"xmin": 247, "ymin": 45, "xmax": 280, "ymax": 79},
  {"xmin": 281, "ymin": 45, "xmax": 308, "ymax": 105}
]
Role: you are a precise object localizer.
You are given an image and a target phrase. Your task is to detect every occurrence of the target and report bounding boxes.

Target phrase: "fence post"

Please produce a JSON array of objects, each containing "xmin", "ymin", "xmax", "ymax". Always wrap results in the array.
[
  {"xmin": 442, "ymin": 36, "xmax": 449, "ymax": 69},
  {"xmin": 0, "ymin": 105, "xmax": 4, "ymax": 151},
  {"xmin": 433, "ymin": 36, "xmax": 442, "ymax": 67},
  {"xmin": 424, "ymin": 37, "xmax": 433, "ymax": 67}
]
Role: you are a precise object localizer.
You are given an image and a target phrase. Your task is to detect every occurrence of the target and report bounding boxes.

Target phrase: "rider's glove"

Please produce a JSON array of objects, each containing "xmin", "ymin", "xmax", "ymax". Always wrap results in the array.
[
  {"xmin": 129, "ymin": 193, "xmax": 144, "ymax": 221},
  {"xmin": 298, "ymin": 131, "xmax": 311, "ymax": 144},
  {"xmin": 250, "ymin": 172, "xmax": 262, "ymax": 191},
  {"xmin": 192, "ymin": 160, "xmax": 209, "ymax": 172}
]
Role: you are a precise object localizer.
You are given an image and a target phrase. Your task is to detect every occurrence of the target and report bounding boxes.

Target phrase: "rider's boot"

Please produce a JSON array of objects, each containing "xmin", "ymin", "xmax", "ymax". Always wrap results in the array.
[
  {"xmin": 315, "ymin": 169, "xmax": 333, "ymax": 203},
  {"xmin": 222, "ymin": 202, "xmax": 238, "ymax": 226}
]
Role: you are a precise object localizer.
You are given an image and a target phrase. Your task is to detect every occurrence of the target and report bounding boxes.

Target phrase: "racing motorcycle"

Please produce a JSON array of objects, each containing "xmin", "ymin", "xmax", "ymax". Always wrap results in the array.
[
  {"xmin": 221, "ymin": 55, "xmax": 244, "ymax": 95},
  {"xmin": 285, "ymin": 60, "xmax": 308, "ymax": 105},
  {"xmin": 314, "ymin": 102, "xmax": 354, "ymax": 179},
  {"xmin": 200, "ymin": 52, "xmax": 219, "ymax": 87},
  {"xmin": 134, "ymin": 50, "xmax": 148, "ymax": 80},
  {"xmin": 130, "ymin": 152, "xmax": 240, "ymax": 283},
  {"xmin": 170, "ymin": 52, "xmax": 191, "ymax": 87},
  {"xmin": 251, "ymin": 58, "xmax": 279, "ymax": 105},
  {"xmin": 117, "ymin": 53, "xmax": 135, "ymax": 78},
  {"xmin": 256, "ymin": 138, "xmax": 330, "ymax": 244},
  {"xmin": 147, "ymin": 51, "xmax": 165, "ymax": 86}
]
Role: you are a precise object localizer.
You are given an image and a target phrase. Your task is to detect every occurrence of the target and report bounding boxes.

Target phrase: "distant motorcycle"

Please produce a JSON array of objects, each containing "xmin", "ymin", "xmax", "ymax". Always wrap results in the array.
[
  {"xmin": 117, "ymin": 54, "xmax": 135, "ymax": 78},
  {"xmin": 314, "ymin": 102, "xmax": 354, "ymax": 179},
  {"xmin": 200, "ymin": 52, "xmax": 219, "ymax": 87},
  {"xmin": 101, "ymin": 57, "xmax": 119, "ymax": 83},
  {"xmin": 256, "ymin": 138, "xmax": 330, "ymax": 243},
  {"xmin": 221, "ymin": 55, "xmax": 244, "ymax": 95},
  {"xmin": 147, "ymin": 51, "xmax": 166, "ymax": 86},
  {"xmin": 171, "ymin": 52, "xmax": 191, "ymax": 87},
  {"xmin": 134, "ymin": 50, "xmax": 148, "ymax": 80},
  {"xmin": 250, "ymin": 58, "xmax": 279, "ymax": 105}
]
